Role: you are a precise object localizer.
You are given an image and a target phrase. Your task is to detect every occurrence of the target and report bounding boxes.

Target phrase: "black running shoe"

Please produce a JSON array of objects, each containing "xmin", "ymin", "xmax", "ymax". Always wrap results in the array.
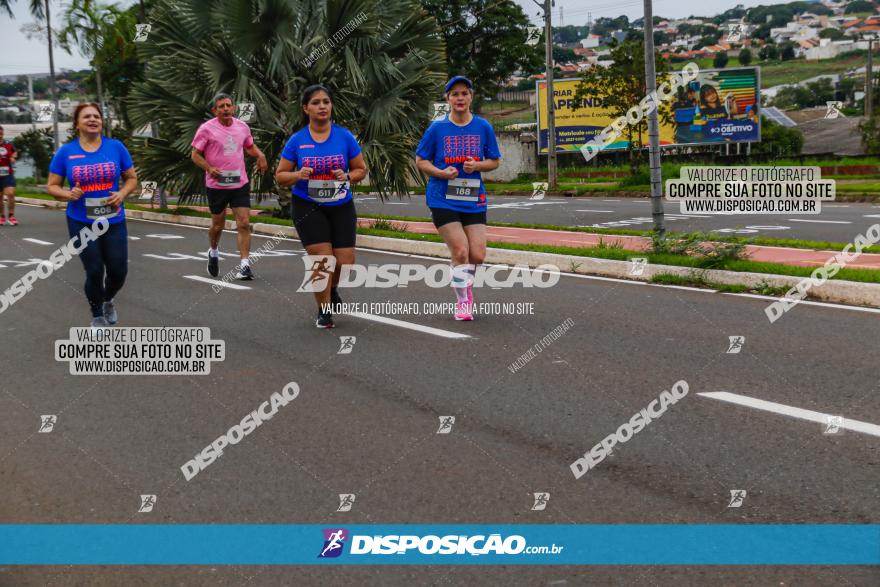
[
  {"xmin": 235, "ymin": 265, "xmax": 254, "ymax": 280},
  {"xmin": 207, "ymin": 252, "xmax": 219, "ymax": 277},
  {"xmin": 315, "ymin": 310, "xmax": 335, "ymax": 329},
  {"xmin": 330, "ymin": 287, "xmax": 342, "ymax": 312}
]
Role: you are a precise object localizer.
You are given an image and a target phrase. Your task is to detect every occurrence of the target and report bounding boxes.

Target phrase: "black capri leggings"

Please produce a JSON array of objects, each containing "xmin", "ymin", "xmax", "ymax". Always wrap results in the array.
[
  {"xmin": 291, "ymin": 198, "xmax": 357, "ymax": 248},
  {"xmin": 67, "ymin": 216, "xmax": 128, "ymax": 318}
]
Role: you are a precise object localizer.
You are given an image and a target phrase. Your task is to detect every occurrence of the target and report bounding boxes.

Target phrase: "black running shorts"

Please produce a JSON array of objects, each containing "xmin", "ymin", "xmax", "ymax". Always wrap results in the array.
[
  {"xmin": 429, "ymin": 207, "xmax": 487, "ymax": 229},
  {"xmin": 206, "ymin": 182, "xmax": 251, "ymax": 214},
  {"xmin": 291, "ymin": 197, "xmax": 357, "ymax": 248}
]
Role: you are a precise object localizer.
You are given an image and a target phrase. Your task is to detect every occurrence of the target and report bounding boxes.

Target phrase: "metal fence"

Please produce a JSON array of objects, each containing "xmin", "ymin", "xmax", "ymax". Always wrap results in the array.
[{"xmin": 495, "ymin": 90, "xmax": 532, "ymax": 103}]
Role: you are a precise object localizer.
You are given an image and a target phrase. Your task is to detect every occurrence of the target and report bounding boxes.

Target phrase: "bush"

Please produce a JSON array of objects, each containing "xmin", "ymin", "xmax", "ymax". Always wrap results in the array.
[
  {"xmin": 12, "ymin": 128, "xmax": 54, "ymax": 182},
  {"xmin": 738, "ymin": 48, "xmax": 752, "ymax": 66},
  {"xmin": 714, "ymin": 51, "xmax": 730, "ymax": 68},
  {"xmin": 759, "ymin": 44, "xmax": 778, "ymax": 60},
  {"xmin": 752, "ymin": 118, "xmax": 804, "ymax": 157},
  {"xmin": 651, "ymin": 231, "xmax": 748, "ymax": 269}
]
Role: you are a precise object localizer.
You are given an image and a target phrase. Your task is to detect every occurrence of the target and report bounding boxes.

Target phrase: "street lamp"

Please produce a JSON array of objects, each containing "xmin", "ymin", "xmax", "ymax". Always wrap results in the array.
[{"xmin": 864, "ymin": 33, "xmax": 876, "ymax": 118}]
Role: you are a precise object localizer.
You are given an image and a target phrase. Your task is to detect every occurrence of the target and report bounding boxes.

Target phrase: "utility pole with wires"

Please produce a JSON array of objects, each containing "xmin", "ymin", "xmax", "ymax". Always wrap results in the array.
[
  {"xmin": 28, "ymin": 76, "xmax": 37, "ymax": 132},
  {"xmin": 534, "ymin": 0, "xmax": 558, "ymax": 189},
  {"xmin": 866, "ymin": 36, "xmax": 875, "ymax": 118},
  {"xmin": 642, "ymin": 0, "xmax": 665, "ymax": 238}
]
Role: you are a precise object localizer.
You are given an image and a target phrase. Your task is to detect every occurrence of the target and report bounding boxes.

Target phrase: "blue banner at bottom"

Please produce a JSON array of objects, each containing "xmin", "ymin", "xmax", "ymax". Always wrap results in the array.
[{"xmin": 1, "ymin": 525, "xmax": 878, "ymax": 565}]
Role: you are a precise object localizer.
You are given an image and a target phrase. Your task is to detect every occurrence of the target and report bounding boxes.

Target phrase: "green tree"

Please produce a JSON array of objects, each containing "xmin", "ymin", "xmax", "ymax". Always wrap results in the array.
[
  {"xmin": 753, "ymin": 118, "xmax": 804, "ymax": 157},
  {"xmin": 89, "ymin": 5, "xmax": 143, "ymax": 130},
  {"xmin": 59, "ymin": 0, "xmax": 116, "ymax": 127},
  {"xmin": 127, "ymin": 0, "xmax": 445, "ymax": 204},
  {"xmin": 845, "ymin": 1, "xmax": 875, "ymax": 14},
  {"xmin": 572, "ymin": 39, "xmax": 674, "ymax": 174},
  {"xmin": 553, "ymin": 25, "xmax": 588, "ymax": 44},
  {"xmin": 552, "ymin": 46, "xmax": 577, "ymax": 64},
  {"xmin": 738, "ymin": 48, "xmax": 752, "ymax": 66},
  {"xmin": 759, "ymin": 43, "xmax": 778, "ymax": 61},
  {"xmin": 420, "ymin": 0, "xmax": 541, "ymax": 108},
  {"xmin": 713, "ymin": 51, "xmax": 729, "ymax": 68},
  {"xmin": 781, "ymin": 43, "xmax": 796, "ymax": 61},
  {"xmin": 13, "ymin": 127, "xmax": 54, "ymax": 181},
  {"xmin": 859, "ymin": 116, "xmax": 880, "ymax": 153},
  {"xmin": 694, "ymin": 35, "xmax": 719, "ymax": 49},
  {"xmin": 819, "ymin": 28, "xmax": 844, "ymax": 41},
  {"xmin": 774, "ymin": 78, "xmax": 835, "ymax": 109}
]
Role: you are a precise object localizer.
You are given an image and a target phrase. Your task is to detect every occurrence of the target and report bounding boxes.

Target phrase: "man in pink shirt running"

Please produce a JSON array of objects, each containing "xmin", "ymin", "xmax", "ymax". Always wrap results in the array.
[{"xmin": 191, "ymin": 93, "xmax": 268, "ymax": 280}]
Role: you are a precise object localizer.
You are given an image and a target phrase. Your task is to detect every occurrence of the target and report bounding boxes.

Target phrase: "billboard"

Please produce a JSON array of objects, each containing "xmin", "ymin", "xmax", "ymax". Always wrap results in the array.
[{"xmin": 536, "ymin": 66, "xmax": 761, "ymax": 154}]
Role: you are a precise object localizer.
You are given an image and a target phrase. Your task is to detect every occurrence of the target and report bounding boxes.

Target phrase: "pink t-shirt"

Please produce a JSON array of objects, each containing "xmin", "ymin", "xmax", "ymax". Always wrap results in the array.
[{"xmin": 191, "ymin": 117, "xmax": 255, "ymax": 189}]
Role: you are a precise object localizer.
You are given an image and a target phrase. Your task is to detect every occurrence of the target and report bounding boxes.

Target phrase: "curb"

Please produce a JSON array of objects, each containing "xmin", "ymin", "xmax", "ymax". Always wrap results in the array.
[{"xmin": 17, "ymin": 196, "xmax": 880, "ymax": 309}]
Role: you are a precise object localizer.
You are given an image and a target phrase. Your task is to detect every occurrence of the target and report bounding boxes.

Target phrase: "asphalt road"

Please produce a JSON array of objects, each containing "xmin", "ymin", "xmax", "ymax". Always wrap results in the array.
[
  {"xmin": 1, "ymin": 204, "xmax": 878, "ymax": 585},
  {"xmin": 347, "ymin": 195, "xmax": 880, "ymax": 244}
]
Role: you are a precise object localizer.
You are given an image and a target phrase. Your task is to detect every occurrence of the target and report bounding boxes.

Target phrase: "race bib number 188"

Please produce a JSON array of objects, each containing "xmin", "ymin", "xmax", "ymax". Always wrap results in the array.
[{"xmin": 445, "ymin": 178, "xmax": 480, "ymax": 201}]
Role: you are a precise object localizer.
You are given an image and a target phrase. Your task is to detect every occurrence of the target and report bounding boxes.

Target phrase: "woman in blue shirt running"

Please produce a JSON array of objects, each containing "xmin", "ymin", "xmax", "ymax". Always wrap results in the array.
[
  {"xmin": 275, "ymin": 85, "xmax": 367, "ymax": 329},
  {"xmin": 47, "ymin": 102, "xmax": 137, "ymax": 327},
  {"xmin": 415, "ymin": 76, "xmax": 501, "ymax": 321}
]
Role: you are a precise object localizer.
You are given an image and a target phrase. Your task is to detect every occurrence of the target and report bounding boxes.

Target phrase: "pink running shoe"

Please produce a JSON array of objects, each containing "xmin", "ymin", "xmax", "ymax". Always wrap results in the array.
[
  {"xmin": 454, "ymin": 301, "xmax": 473, "ymax": 321},
  {"xmin": 6, "ymin": 215, "xmax": 17, "ymax": 226},
  {"xmin": 0, "ymin": 216, "xmax": 5, "ymax": 226}
]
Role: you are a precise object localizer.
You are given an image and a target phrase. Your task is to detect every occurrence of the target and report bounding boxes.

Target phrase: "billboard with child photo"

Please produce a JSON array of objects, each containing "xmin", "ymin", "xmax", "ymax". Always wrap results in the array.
[{"xmin": 537, "ymin": 66, "xmax": 761, "ymax": 153}]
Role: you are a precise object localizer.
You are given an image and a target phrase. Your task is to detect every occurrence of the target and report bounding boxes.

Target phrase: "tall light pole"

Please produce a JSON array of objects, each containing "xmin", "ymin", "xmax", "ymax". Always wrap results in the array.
[
  {"xmin": 643, "ymin": 0, "xmax": 665, "ymax": 237},
  {"xmin": 866, "ymin": 36, "xmax": 875, "ymax": 118},
  {"xmin": 543, "ymin": 0, "xmax": 558, "ymax": 189}
]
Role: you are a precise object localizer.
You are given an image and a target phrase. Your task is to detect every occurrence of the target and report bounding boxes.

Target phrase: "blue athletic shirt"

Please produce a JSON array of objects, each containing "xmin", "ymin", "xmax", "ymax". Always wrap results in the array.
[
  {"xmin": 49, "ymin": 137, "xmax": 134, "ymax": 225},
  {"xmin": 415, "ymin": 114, "xmax": 501, "ymax": 213},
  {"xmin": 280, "ymin": 124, "xmax": 362, "ymax": 206}
]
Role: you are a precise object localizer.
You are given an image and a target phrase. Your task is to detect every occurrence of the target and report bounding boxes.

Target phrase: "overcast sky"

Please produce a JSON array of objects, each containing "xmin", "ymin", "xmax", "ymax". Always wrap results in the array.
[{"xmin": 0, "ymin": 0, "xmax": 790, "ymax": 76}]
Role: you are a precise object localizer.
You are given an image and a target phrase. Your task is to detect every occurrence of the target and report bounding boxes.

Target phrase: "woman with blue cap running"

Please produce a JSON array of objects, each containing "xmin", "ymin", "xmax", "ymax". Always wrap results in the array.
[{"xmin": 415, "ymin": 76, "xmax": 501, "ymax": 321}]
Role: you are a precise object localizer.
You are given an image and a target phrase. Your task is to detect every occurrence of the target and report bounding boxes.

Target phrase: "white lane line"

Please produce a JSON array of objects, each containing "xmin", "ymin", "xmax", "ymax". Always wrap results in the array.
[
  {"xmin": 23, "ymin": 238, "xmax": 53, "ymax": 245},
  {"xmin": 788, "ymin": 219, "xmax": 852, "ymax": 224},
  {"xmin": 575, "ymin": 209, "xmax": 615, "ymax": 213},
  {"xmin": 698, "ymin": 391, "xmax": 880, "ymax": 437},
  {"xmin": 601, "ymin": 199, "xmax": 621, "ymax": 202},
  {"xmin": 183, "ymin": 275, "xmax": 251, "ymax": 290},
  {"xmin": 725, "ymin": 292, "xmax": 880, "ymax": 315},
  {"xmin": 863, "ymin": 214, "xmax": 880, "ymax": 218},
  {"xmin": 348, "ymin": 311, "xmax": 471, "ymax": 339},
  {"xmin": 825, "ymin": 204, "xmax": 849, "ymax": 208},
  {"xmin": 385, "ymin": 202, "xmax": 409, "ymax": 205}
]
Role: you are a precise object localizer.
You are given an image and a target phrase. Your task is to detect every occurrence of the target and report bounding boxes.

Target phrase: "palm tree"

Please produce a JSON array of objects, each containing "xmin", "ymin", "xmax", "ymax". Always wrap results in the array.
[
  {"xmin": 3, "ymin": 0, "xmax": 62, "ymax": 149},
  {"xmin": 126, "ymin": 0, "xmax": 445, "ymax": 205},
  {"xmin": 58, "ymin": 0, "xmax": 113, "ymax": 130}
]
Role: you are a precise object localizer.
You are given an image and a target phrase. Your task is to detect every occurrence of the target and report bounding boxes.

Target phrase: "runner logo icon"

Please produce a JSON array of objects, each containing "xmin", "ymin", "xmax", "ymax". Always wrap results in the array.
[
  {"xmin": 437, "ymin": 416, "xmax": 455, "ymax": 434},
  {"xmin": 337, "ymin": 494, "xmax": 356, "ymax": 512},
  {"xmin": 727, "ymin": 336, "xmax": 745, "ymax": 354},
  {"xmin": 319, "ymin": 528, "xmax": 348, "ymax": 558},
  {"xmin": 531, "ymin": 182, "xmax": 547, "ymax": 201},
  {"xmin": 727, "ymin": 490, "xmax": 746, "ymax": 508},
  {"xmin": 138, "ymin": 494, "xmax": 156, "ymax": 513},
  {"xmin": 337, "ymin": 336, "xmax": 356, "ymax": 354},
  {"xmin": 298, "ymin": 255, "xmax": 337, "ymax": 292},
  {"xmin": 38, "ymin": 415, "xmax": 57, "ymax": 433},
  {"xmin": 531, "ymin": 493, "xmax": 549, "ymax": 511}
]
